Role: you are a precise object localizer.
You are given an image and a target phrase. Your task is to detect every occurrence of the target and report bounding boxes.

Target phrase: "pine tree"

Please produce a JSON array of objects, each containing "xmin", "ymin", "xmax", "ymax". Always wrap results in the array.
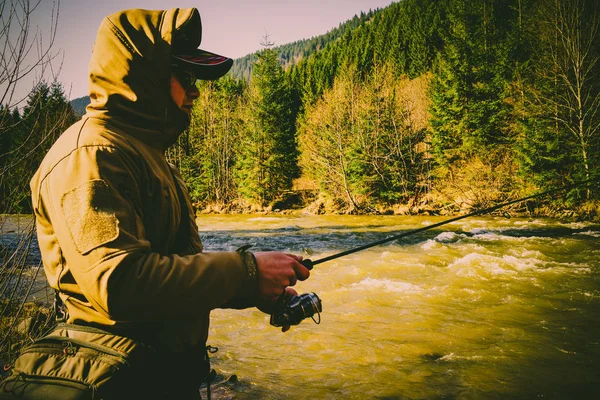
[
  {"xmin": 236, "ymin": 42, "xmax": 299, "ymax": 206},
  {"xmin": 429, "ymin": 36, "xmax": 471, "ymax": 166},
  {"xmin": 429, "ymin": 0, "xmax": 516, "ymax": 165},
  {"xmin": 2, "ymin": 81, "xmax": 76, "ymax": 212},
  {"xmin": 0, "ymin": 105, "xmax": 21, "ymax": 210}
]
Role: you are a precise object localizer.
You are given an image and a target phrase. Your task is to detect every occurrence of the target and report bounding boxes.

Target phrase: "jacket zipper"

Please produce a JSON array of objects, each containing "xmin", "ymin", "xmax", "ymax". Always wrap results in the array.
[
  {"xmin": 22, "ymin": 341, "xmax": 129, "ymax": 369},
  {"xmin": 9, "ymin": 372, "xmax": 96, "ymax": 392}
]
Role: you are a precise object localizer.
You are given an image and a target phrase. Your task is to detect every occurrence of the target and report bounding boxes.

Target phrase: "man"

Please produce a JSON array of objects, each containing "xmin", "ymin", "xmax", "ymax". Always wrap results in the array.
[{"xmin": 28, "ymin": 7, "xmax": 310, "ymax": 398}]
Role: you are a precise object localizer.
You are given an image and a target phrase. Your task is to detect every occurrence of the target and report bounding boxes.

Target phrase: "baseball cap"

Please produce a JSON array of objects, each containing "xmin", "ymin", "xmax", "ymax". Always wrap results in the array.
[{"xmin": 172, "ymin": 49, "xmax": 233, "ymax": 81}]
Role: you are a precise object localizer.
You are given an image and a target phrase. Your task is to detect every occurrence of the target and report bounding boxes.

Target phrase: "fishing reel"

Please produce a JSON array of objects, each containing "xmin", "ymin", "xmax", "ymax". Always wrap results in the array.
[{"xmin": 270, "ymin": 292, "xmax": 322, "ymax": 327}]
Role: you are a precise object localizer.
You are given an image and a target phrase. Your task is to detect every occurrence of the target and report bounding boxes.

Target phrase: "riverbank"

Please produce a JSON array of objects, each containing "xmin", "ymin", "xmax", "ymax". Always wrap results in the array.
[
  {"xmin": 195, "ymin": 194, "xmax": 600, "ymax": 222},
  {"xmin": 3, "ymin": 195, "xmax": 599, "ymax": 231}
]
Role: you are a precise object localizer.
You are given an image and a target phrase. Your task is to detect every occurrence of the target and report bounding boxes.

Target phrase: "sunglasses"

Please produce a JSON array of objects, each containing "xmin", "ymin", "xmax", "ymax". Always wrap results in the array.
[{"xmin": 171, "ymin": 66, "xmax": 197, "ymax": 88}]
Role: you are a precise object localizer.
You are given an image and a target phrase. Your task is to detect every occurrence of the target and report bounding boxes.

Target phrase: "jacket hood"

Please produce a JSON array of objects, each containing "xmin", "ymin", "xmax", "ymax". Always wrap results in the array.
[{"xmin": 85, "ymin": 8, "xmax": 202, "ymax": 150}]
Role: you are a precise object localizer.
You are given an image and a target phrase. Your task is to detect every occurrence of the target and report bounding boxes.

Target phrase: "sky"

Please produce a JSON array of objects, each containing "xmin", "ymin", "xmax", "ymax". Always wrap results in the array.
[{"xmin": 13, "ymin": 0, "xmax": 395, "ymax": 102}]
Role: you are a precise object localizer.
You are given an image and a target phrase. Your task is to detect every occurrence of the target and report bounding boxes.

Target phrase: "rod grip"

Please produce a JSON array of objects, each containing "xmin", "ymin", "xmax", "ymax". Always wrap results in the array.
[{"xmin": 301, "ymin": 259, "xmax": 314, "ymax": 270}]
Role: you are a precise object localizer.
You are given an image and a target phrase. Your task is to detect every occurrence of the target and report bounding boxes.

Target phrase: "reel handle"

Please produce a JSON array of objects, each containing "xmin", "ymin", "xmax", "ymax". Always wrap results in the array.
[{"xmin": 301, "ymin": 259, "xmax": 314, "ymax": 270}]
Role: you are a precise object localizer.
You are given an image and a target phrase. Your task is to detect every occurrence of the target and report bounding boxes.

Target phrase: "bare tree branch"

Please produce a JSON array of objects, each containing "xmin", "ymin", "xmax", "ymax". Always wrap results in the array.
[{"xmin": 0, "ymin": 0, "xmax": 60, "ymax": 108}]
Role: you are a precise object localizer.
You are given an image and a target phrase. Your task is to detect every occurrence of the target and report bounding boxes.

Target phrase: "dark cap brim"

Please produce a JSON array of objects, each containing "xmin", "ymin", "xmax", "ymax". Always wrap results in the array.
[{"xmin": 172, "ymin": 49, "xmax": 233, "ymax": 81}]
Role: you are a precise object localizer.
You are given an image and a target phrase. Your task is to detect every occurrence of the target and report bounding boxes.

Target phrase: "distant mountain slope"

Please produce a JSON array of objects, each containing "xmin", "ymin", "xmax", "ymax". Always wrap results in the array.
[
  {"xmin": 286, "ymin": 0, "xmax": 444, "ymax": 102},
  {"xmin": 229, "ymin": 8, "xmax": 380, "ymax": 80},
  {"xmin": 70, "ymin": 95, "xmax": 89, "ymax": 117}
]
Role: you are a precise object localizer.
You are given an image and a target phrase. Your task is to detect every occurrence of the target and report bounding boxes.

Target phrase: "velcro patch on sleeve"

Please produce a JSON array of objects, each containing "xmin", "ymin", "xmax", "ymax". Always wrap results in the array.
[{"xmin": 61, "ymin": 180, "xmax": 119, "ymax": 255}]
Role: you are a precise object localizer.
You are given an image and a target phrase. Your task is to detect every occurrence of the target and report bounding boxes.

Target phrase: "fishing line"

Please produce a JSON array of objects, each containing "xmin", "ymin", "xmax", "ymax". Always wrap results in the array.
[{"xmin": 301, "ymin": 178, "xmax": 599, "ymax": 270}]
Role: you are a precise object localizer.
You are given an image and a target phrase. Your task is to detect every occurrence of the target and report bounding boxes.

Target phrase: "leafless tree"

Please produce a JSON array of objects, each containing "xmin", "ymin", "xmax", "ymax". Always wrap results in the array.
[
  {"xmin": 0, "ymin": 0, "xmax": 60, "ymax": 107},
  {"xmin": 1, "ymin": 0, "xmax": 62, "ymax": 365},
  {"xmin": 540, "ymin": 0, "xmax": 600, "ymax": 199}
]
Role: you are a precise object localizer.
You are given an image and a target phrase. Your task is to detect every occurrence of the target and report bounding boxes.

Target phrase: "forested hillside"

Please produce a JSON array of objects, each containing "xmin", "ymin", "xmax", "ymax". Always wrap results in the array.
[
  {"xmin": 229, "ymin": 9, "xmax": 377, "ymax": 81},
  {"xmin": 167, "ymin": 0, "xmax": 600, "ymax": 216}
]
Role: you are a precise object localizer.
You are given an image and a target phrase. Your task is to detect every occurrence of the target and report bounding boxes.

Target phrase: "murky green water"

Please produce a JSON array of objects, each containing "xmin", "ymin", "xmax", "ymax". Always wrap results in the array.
[{"xmin": 198, "ymin": 215, "xmax": 600, "ymax": 399}]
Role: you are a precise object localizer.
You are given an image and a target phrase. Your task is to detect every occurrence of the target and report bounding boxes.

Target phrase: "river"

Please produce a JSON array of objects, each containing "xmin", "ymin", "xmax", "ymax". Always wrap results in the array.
[
  {"xmin": 2, "ymin": 214, "xmax": 599, "ymax": 398},
  {"xmin": 198, "ymin": 215, "xmax": 600, "ymax": 399}
]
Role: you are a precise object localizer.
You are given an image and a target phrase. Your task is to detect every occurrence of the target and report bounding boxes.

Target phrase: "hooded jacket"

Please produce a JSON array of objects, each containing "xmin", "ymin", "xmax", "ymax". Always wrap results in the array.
[{"xmin": 29, "ymin": 8, "xmax": 255, "ymax": 353}]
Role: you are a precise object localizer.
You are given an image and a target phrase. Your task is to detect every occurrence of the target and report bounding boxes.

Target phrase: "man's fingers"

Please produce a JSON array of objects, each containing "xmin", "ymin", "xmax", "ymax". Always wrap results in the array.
[
  {"xmin": 254, "ymin": 252, "xmax": 310, "ymax": 298},
  {"xmin": 293, "ymin": 259, "xmax": 310, "ymax": 281}
]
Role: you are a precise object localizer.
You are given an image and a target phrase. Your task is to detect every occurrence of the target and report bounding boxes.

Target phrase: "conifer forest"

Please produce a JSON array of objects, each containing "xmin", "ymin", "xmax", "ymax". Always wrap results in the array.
[{"xmin": 176, "ymin": 0, "xmax": 600, "ymax": 216}]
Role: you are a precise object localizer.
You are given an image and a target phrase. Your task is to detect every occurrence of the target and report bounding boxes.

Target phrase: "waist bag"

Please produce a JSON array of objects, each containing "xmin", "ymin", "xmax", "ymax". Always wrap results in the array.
[{"xmin": 0, "ymin": 323, "xmax": 154, "ymax": 400}]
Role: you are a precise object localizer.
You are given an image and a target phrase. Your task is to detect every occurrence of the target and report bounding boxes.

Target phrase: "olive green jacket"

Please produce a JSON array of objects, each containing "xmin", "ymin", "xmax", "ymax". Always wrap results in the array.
[{"xmin": 30, "ymin": 8, "xmax": 256, "ymax": 353}]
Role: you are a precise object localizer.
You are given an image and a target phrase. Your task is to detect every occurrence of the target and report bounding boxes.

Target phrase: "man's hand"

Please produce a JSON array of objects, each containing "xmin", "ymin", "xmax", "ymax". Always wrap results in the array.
[
  {"xmin": 253, "ymin": 252, "xmax": 310, "ymax": 298},
  {"xmin": 253, "ymin": 252, "xmax": 310, "ymax": 332}
]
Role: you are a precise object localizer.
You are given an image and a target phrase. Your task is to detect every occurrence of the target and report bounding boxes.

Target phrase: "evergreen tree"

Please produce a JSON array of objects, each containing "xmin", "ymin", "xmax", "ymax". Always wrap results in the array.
[
  {"xmin": 0, "ymin": 106, "xmax": 21, "ymax": 210},
  {"xmin": 1, "ymin": 81, "xmax": 76, "ymax": 212},
  {"xmin": 429, "ymin": 43, "xmax": 470, "ymax": 167},
  {"xmin": 429, "ymin": 0, "xmax": 516, "ymax": 166},
  {"xmin": 397, "ymin": 0, "xmax": 447, "ymax": 78},
  {"xmin": 0, "ymin": 106, "xmax": 20, "ymax": 167},
  {"xmin": 236, "ymin": 43, "xmax": 299, "ymax": 206}
]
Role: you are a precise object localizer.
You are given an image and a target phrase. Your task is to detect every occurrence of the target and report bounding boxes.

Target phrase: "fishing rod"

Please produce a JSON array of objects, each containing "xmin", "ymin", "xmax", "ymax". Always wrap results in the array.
[
  {"xmin": 301, "ymin": 178, "xmax": 598, "ymax": 270},
  {"xmin": 269, "ymin": 178, "xmax": 598, "ymax": 327}
]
